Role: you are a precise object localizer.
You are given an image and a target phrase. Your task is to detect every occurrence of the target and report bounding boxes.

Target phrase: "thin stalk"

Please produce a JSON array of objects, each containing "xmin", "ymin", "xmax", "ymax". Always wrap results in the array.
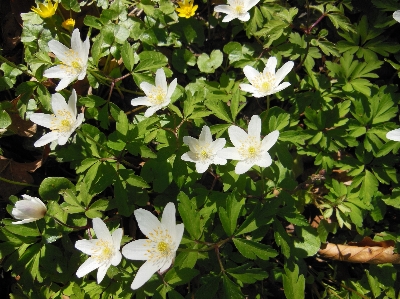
[
  {"xmin": 0, "ymin": 176, "xmax": 39, "ymax": 188},
  {"xmin": 0, "ymin": 55, "xmax": 34, "ymax": 77}
]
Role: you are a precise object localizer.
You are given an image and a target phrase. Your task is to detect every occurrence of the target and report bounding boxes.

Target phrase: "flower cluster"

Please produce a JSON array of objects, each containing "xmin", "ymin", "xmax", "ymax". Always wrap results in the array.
[{"xmin": 182, "ymin": 115, "xmax": 279, "ymax": 175}]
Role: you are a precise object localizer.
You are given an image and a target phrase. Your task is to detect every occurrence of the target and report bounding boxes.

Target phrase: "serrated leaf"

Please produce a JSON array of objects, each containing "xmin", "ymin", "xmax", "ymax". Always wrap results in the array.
[{"xmin": 233, "ymin": 238, "xmax": 278, "ymax": 260}]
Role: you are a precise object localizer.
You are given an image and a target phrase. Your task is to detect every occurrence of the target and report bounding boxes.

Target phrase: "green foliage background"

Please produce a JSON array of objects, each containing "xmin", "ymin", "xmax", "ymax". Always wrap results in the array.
[{"xmin": 1, "ymin": 0, "xmax": 400, "ymax": 298}]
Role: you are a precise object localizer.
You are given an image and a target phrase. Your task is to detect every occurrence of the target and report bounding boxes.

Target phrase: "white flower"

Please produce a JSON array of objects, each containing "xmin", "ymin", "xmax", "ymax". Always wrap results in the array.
[
  {"xmin": 214, "ymin": 0, "xmax": 260, "ymax": 22},
  {"xmin": 11, "ymin": 195, "xmax": 47, "ymax": 224},
  {"xmin": 217, "ymin": 115, "xmax": 279, "ymax": 174},
  {"xmin": 131, "ymin": 68, "xmax": 177, "ymax": 117},
  {"xmin": 44, "ymin": 28, "xmax": 89, "ymax": 91},
  {"xmin": 240, "ymin": 57, "xmax": 294, "ymax": 98},
  {"xmin": 386, "ymin": 128, "xmax": 400, "ymax": 141},
  {"xmin": 394, "ymin": 10, "xmax": 400, "ymax": 23},
  {"xmin": 181, "ymin": 125, "xmax": 227, "ymax": 173},
  {"xmin": 75, "ymin": 218, "xmax": 123, "ymax": 284},
  {"xmin": 30, "ymin": 89, "xmax": 84, "ymax": 147},
  {"xmin": 122, "ymin": 202, "xmax": 184, "ymax": 290}
]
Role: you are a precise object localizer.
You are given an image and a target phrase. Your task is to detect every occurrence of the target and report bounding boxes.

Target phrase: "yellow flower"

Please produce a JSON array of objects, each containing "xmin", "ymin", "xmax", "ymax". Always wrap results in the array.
[
  {"xmin": 176, "ymin": 0, "xmax": 198, "ymax": 18},
  {"xmin": 62, "ymin": 18, "xmax": 75, "ymax": 31},
  {"xmin": 31, "ymin": 0, "xmax": 58, "ymax": 18}
]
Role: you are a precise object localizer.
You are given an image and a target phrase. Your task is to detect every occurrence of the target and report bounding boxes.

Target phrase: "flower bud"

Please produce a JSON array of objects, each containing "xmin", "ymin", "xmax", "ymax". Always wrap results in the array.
[{"xmin": 11, "ymin": 195, "xmax": 47, "ymax": 224}]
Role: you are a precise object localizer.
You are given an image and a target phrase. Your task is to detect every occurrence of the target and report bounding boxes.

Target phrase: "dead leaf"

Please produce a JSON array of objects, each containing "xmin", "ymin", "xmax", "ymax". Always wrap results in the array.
[
  {"xmin": 348, "ymin": 236, "xmax": 395, "ymax": 248},
  {"xmin": 318, "ymin": 242, "xmax": 400, "ymax": 264},
  {"xmin": 8, "ymin": 113, "xmax": 37, "ymax": 137},
  {"xmin": 0, "ymin": 156, "xmax": 42, "ymax": 200}
]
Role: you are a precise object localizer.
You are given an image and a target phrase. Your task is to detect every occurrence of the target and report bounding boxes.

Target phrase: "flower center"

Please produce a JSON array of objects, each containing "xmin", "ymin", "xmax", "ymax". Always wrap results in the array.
[
  {"xmin": 144, "ymin": 226, "xmax": 174, "ymax": 264},
  {"xmin": 193, "ymin": 143, "xmax": 212, "ymax": 162},
  {"xmin": 50, "ymin": 109, "xmax": 74, "ymax": 133},
  {"xmin": 148, "ymin": 87, "xmax": 167, "ymax": 105},
  {"xmin": 237, "ymin": 136, "xmax": 262, "ymax": 161},
  {"xmin": 93, "ymin": 239, "xmax": 114, "ymax": 263},
  {"xmin": 61, "ymin": 49, "xmax": 83, "ymax": 75},
  {"xmin": 252, "ymin": 72, "xmax": 276, "ymax": 94},
  {"xmin": 232, "ymin": 0, "xmax": 245, "ymax": 14}
]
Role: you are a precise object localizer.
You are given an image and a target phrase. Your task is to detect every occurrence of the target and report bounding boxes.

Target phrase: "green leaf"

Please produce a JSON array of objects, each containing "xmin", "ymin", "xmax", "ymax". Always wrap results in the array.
[
  {"xmin": 121, "ymin": 41, "xmax": 137, "ymax": 72},
  {"xmin": 222, "ymin": 274, "xmax": 243, "ymax": 299},
  {"xmin": 283, "ymin": 263, "xmax": 305, "ymax": 299},
  {"xmin": 177, "ymin": 192, "xmax": 201, "ymax": 239},
  {"xmin": 0, "ymin": 110, "xmax": 11, "ymax": 129},
  {"xmin": 204, "ymin": 99, "xmax": 232, "ymax": 123},
  {"xmin": 134, "ymin": 51, "xmax": 168, "ymax": 72},
  {"xmin": 197, "ymin": 50, "xmax": 223, "ymax": 73},
  {"xmin": 227, "ymin": 264, "xmax": 268, "ymax": 284},
  {"xmin": 293, "ymin": 226, "xmax": 321, "ymax": 258},
  {"xmin": 39, "ymin": 177, "xmax": 75, "ymax": 201},
  {"xmin": 218, "ymin": 192, "xmax": 244, "ymax": 236},
  {"xmin": 233, "ymin": 238, "xmax": 278, "ymax": 260}
]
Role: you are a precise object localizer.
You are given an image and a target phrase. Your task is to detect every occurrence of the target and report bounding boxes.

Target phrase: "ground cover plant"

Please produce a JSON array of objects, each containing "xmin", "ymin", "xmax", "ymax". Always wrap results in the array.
[{"xmin": 1, "ymin": 0, "xmax": 400, "ymax": 298}]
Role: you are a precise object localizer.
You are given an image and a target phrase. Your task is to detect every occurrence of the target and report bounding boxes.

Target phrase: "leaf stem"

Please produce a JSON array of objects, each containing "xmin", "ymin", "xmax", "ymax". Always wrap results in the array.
[{"xmin": 0, "ymin": 176, "xmax": 39, "ymax": 188}]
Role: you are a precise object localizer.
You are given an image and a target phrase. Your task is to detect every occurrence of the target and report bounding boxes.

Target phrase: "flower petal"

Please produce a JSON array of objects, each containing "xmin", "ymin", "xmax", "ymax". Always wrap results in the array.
[
  {"xmin": 245, "ymin": 0, "xmax": 260, "ymax": 10},
  {"xmin": 43, "ymin": 65, "xmax": 69, "ymax": 78},
  {"xmin": 209, "ymin": 138, "xmax": 226, "ymax": 152},
  {"xmin": 97, "ymin": 263, "xmax": 110, "ymax": 283},
  {"xmin": 214, "ymin": 5, "xmax": 231, "ymax": 14},
  {"xmin": 173, "ymin": 223, "xmax": 185, "ymax": 251},
  {"xmin": 58, "ymin": 133, "xmax": 71, "ymax": 146},
  {"xmin": 272, "ymin": 82, "xmax": 291, "ymax": 93},
  {"xmin": 237, "ymin": 13, "xmax": 250, "ymax": 22},
  {"xmin": 131, "ymin": 261, "xmax": 160, "ymax": 290},
  {"xmin": 48, "ymin": 40, "xmax": 70, "ymax": 62},
  {"xmin": 134, "ymin": 208, "xmax": 161, "ymax": 236},
  {"xmin": 394, "ymin": 10, "xmax": 400, "ymax": 23},
  {"xmin": 243, "ymin": 65, "xmax": 260, "ymax": 83},
  {"xmin": 30, "ymin": 113, "xmax": 54, "ymax": 129},
  {"xmin": 55, "ymin": 77, "xmax": 75, "ymax": 91},
  {"xmin": 122, "ymin": 239, "xmax": 152, "ymax": 260},
  {"xmin": 52, "ymin": 93, "xmax": 69, "ymax": 114},
  {"xmin": 131, "ymin": 96, "xmax": 151, "ymax": 107},
  {"xmin": 217, "ymin": 147, "xmax": 242, "ymax": 160},
  {"xmin": 111, "ymin": 250, "xmax": 122, "ymax": 266},
  {"xmin": 140, "ymin": 82, "xmax": 155, "ymax": 95},
  {"xmin": 92, "ymin": 218, "xmax": 112, "ymax": 243},
  {"xmin": 181, "ymin": 152, "xmax": 197, "ymax": 163},
  {"xmin": 386, "ymin": 128, "xmax": 400, "ymax": 141},
  {"xmin": 228, "ymin": 125, "xmax": 248, "ymax": 147},
  {"xmin": 76, "ymin": 256, "xmax": 101, "ymax": 278},
  {"xmin": 155, "ymin": 68, "xmax": 167, "ymax": 92},
  {"xmin": 167, "ymin": 78, "xmax": 177, "ymax": 99},
  {"xmin": 264, "ymin": 56, "xmax": 277, "ymax": 75},
  {"xmin": 161, "ymin": 202, "xmax": 177, "ymax": 240},
  {"xmin": 255, "ymin": 152, "xmax": 272, "ymax": 168},
  {"xmin": 274, "ymin": 61, "xmax": 294, "ymax": 84},
  {"xmin": 239, "ymin": 83, "xmax": 257, "ymax": 95},
  {"xmin": 75, "ymin": 239, "xmax": 98, "ymax": 255},
  {"xmin": 248, "ymin": 115, "xmax": 261, "ymax": 138},
  {"xmin": 235, "ymin": 161, "xmax": 253, "ymax": 174},
  {"xmin": 68, "ymin": 89, "xmax": 78, "ymax": 117},
  {"xmin": 261, "ymin": 130, "xmax": 279, "ymax": 151},
  {"xmin": 34, "ymin": 131, "xmax": 59, "ymax": 147},
  {"xmin": 199, "ymin": 126, "xmax": 212, "ymax": 144},
  {"xmin": 112, "ymin": 228, "xmax": 123, "ymax": 251},
  {"xmin": 144, "ymin": 106, "xmax": 161, "ymax": 117},
  {"xmin": 195, "ymin": 162, "xmax": 210, "ymax": 173}
]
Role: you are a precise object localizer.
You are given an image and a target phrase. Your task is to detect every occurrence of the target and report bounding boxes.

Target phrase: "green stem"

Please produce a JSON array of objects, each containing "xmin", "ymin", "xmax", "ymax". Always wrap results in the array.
[
  {"xmin": 266, "ymin": 95, "xmax": 271, "ymax": 112},
  {"xmin": 0, "ymin": 176, "xmax": 39, "ymax": 188},
  {"xmin": 0, "ymin": 55, "xmax": 34, "ymax": 77},
  {"xmin": 259, "ymin": 166, "xmax": 265, "ymax": 199},
  {"xmin": 50, "ymin": 216, "xmax": 88, "ymax": 230}
]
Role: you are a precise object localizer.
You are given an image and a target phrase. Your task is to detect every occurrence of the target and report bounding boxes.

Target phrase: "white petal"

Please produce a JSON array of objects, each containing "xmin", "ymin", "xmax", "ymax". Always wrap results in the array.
[
  {"xmin": 76, "ymin": 257, "xmax": 101, "ymax": 278},
  {"xmin": 97, "ymin": 263, "xmax": 110, "ymax": 283},
  {"xmin": 30, "ymin": 113, "xmax": 54, "ymax": 129},
  {"xmin": 181, "ymin": 152, "xmax": 197, "ymax": 163},
  {"xmin": 274, "ymin": 61, "xmax": 294, "ymax": 84},
  {"xmin": 52, "ymin": 93, "xmax": 69, "ymax": 115},
  {"xmin": 271, "ymin": 82, "xmax": 291, "ymax": 93},
  {"xmin": 222, "ymin": 14, "xmax": 237, "ymax": 22},
  {"xmin": 112, "ymin": 228, "xmax": 123, "ymax": 251},
  {"xmin": 131, "ymin": 96, "xmax": 151, "ymax": 107},
  {"xmin": 134, "ymin": 208, "xmax": 161, "ymax": 236},
  {"xmin": 386, "ymin": 128, "xmax": 400, "ymax": 141},
  {"xmin": 167, "ymin": 78, "xmax": 177, "ymax": 99},
  {"xmin": 140, "ymin": 82, "xmax": 155, "ymax": 95},
  {"xmin": 213, "ymin": 156, "xmax": 227, "ymax": 165},
  {"xmin": 248, "ymin": 115, "xmax": 261, "ymax": 138},
  {"xmin": 92, "ymin": 218, "xmax": 112, "ymax": 242},
  {"xmin": 195, "ymin": 162, "xmax": 210, "ymax": 173},
  {"xmin": 209, "ymin": 138, "xmax": 226, "ymax": 152},
  {"xmin": 68, "ymin": 89, "xmax": 78, "ymax": 117},
  {"xmin": 243, "ymin": 65, "xmax": 260, "ymax": 83},
  {"xmin": 199, "ymin": 126, "xmax": 212, "ymax": 144},
  {"xmin": 264, "ymin": 56, "xmax": 278, "ymax": 75},
  {"xmin": 261, "ymin": 130, "xmax": 279, "ymax": 151},
  {"xmin": 71, "ymin": 29, "xmax": 83, "ymax": 56},
  {"xmin": 255, "ymin": 152, "xmax": 272, "ymax": 168},
  {"xmin": 75, "ymin": 239, "xmax": 98, "ymax": 255},
  {"xmin": 394, "ymin": 10, "xmax": 400, "ymax": 23},
  {"xmin": 237, "ymin": 13, "xmax": 250, "ymax": 22},
  {"xmin": 245, "ymin": 0, "xmax": 260, "ymax": 10},
  {"xmin": 48, "ymin": 40, "xmax": 69, "ymax": 62},
  {"xmin": 217, "ymin": 147, "xmax": 242, "ymax": 160},
  {"xmin": 155, "ymin": 68, "xmax": 168, "ymax": 92},
  {"xmin": 122, "ymin": 239, "xmax": 151, "ymax": 260},
  {"xmin": 82, "ymin": 37, "xmax": 90, "ymax": 62},
  {"xmin": 111, "ymin": 251, "xmax": 122, "ymax": 266},
  {"xmin": 239, "ymin": 83, "xmax": 257, "ymax": 95},
  {"xmin": 214, "ymin": 5, "xmax": 231, "ymax": 14},
  {"xmin": 228, "ymin": 125, "xmax": 248, "ymax": 147},
  {"xmin": 72, "ymin": 113, "xmax": 85, "ymax": 131},
  {"xmin": 12, "ymin": 218, "xmax": 36, "ymax": 224},
  {"xmin": 58, "ymin": 133, "xmax": 70, "ymax": 145},
  {"xmin": 144, "ymin": 106, "xmax": 161, "ymax": 117},
  {"xmin": 235, "ymin": 161, "xmax": 253, "ymax": 174},
  {"xmin": 159, "ymin": 257, "xmax": 173, "ymax": 273},
  {"xmin": 131, "ymin": 261, "xmax": 160, "ymax": 290},
  {"xmin": 55, "ymin": 77, "xmax": 75, "ymax": 91},
  {"xmin": 43, "ymin": 65, "xmax": 68, "ymax": 78},
  {"xmin": 183, "ymin": 136, "xmax": 199, "ymax": 152},
  {"xmin": 161, "ymin": 203, "xmax": 176, "ymax": 240},
  {"xmin": 34, "ymin": 131, "xmax": 59, "ymax": 147},
  {"xmin": 173, "ymin": 223, "xmax": 184, "ymax": 251}
]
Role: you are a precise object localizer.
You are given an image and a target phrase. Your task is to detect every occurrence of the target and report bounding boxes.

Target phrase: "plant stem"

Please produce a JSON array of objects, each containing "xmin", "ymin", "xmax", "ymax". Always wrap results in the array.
[
  {"xmin": 0, "ymin": 176, "xmax": 39, "ymax": 188},
  {"xmin": 0, "ymin": 55, "xmax": 34, "ymax": 77}
]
